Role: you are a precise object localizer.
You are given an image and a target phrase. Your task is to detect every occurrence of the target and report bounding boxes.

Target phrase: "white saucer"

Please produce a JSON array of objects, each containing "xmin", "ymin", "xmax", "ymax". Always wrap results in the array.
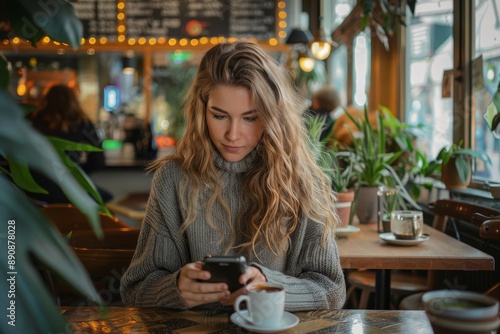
[
  {"xmin": 230, "ymin": 310, "xmax": 299, "ymax": 333},
  {"xmin": 379, "ymin": 232, "xmax": 429, "ymax": 246},
  {"xmin": 336, "ymin": 225, "xmax": 360, "ymax": 236}
]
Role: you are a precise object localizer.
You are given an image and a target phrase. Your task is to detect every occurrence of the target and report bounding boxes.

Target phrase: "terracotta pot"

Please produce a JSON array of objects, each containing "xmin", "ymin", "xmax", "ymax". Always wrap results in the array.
[
  {"xmin": 441, "ymin": 156, "xmax": 471, "ymax": 189},
  {"xmin": 334, "ymin": 190, "xmax": 355, "ymax": 227},
  {"xmin": 356, "ymin": 186, "xmax": 380, "ymax": 224}
]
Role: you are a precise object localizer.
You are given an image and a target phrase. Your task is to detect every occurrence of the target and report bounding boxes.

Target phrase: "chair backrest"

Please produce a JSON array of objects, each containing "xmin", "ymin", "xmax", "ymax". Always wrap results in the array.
[
  {"xmin": 480, "ymin": 219, "xmax": 500, "ymax": 240},
  {"xmin": 426, "ymin": 200, "xmax": 500, "ymax": 293},
  {"xmin": 428, "ymin": 199, "xmax": 500, "ymax": 233},
  {"xmin": 40, "ymin": 204, "xmax": 129, "ymax": 236},
  {"xmin": 69, "ymin": 228, "xmax": 140, "ymax": 277}
]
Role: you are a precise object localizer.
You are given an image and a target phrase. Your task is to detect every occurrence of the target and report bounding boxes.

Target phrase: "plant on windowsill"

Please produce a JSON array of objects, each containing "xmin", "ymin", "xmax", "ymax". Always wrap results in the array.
[
  {"xmin": 434, "ymin": 141, "xmax": 492, "ymax": 190},
  {"xmin": 339, "ymin": 106, "xmax": 420, "ymax": 224},
  {"xmin": 376, "ymin": 106, "xmax": 441, "ymax": 202},
  {"xmin": 407, "ymin": 149, "xmax": 442, "ymax": 202},
  {"xmin": 0, "ymin": 1, "xmax": 104, "ymax": 333}
]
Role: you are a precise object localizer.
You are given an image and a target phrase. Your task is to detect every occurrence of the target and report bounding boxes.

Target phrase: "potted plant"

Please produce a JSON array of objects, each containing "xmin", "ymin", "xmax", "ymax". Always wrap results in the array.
[
  {"xmin": 329, "ymin": 150, "xmax": 357, "ymax": 227},
  {"xmin": 308, "ymin": 115, "xmax": 356, "ymax": 227},
  {"xmin": 339, "ymin": 106, "xmax": 420, "ymax": 224},
  {"xmin": 0, "ymin": 1, "xmax": 104, "ymax": 332},
  {"xmin": 435, "ymin": 141, "xmax": 492, "ymax": 189},
  {"xmin": 405, "ymin": 149, "xmax": 441, "ymax": 203}
]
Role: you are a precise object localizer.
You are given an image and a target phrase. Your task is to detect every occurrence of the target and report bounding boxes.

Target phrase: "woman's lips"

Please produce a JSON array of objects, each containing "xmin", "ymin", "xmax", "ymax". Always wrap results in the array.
[{"xmin": 223, "ymin": 144, "xmax": 242, "ymax": 153}]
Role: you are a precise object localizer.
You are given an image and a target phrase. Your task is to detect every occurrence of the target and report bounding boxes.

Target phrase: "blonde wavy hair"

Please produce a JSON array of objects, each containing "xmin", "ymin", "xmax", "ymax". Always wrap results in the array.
[{"xmin": 150, "ymin": 41, "xmax": 338, "ymax": 257}]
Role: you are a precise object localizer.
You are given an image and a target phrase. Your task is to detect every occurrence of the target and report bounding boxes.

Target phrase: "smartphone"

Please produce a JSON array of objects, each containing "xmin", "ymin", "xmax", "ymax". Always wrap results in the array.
[{"xmin": 201, "ymin": 255, "xmax": 247, "ymax": 292}]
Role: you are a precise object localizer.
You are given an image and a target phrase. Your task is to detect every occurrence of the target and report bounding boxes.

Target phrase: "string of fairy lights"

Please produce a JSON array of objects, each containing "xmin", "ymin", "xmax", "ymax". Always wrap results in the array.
[{"xmin": 1, "ymin": 1, "xmax": 289, "ymax": 52}]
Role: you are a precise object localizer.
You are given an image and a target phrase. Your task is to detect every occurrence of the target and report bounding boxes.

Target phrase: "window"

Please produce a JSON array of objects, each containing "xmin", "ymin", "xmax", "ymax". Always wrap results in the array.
[
  {"xmin": 405, "ymin": 0, "xmax": 454, "ymax": 159},
  {"xmin": 352, "ymin": 31, "xmax": 370, "ymax": 108},
  {"xmin": 329, "ymin": 45, "xmax": 348, "ymax": 107},
  {"xmin": 473, "ymin": 0, "xmax": 500, "ymax": 182}
]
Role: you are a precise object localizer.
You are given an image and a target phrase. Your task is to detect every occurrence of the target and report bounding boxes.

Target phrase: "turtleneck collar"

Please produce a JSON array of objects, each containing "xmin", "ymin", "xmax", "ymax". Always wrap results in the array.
[{"xmin": 214, "ymin": 148, "xmax": 258, "ymax": 173}]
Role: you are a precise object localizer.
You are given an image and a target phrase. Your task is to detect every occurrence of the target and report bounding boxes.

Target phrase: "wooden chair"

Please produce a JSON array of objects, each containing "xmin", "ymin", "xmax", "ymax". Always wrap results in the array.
[
  {"xmin": 429, "ymin": 199, "xmax": 500, "ymax": 240},
  {"xmin": 69, "ymin": 228, "xmax": 140, "ymax": 277},
  {"xmin": 347, "ymin": 199, "xmax": 500, "ymax": 309},
  {"xmin": 40, "ymin": 203, "xmax": 129, "ymax": 236},
  {"xmin": 39, "ymin": 203, "xmax": 139, "ymax": 305},
  {"xmin": 346, "ymin": 270, "xmax": 428, "ymax": 309},
  {"xmin": 399, "ymin": 201, "xmax": 500, "ymax": 310},
  {"xmin": 48, "ymin": 227, "xmax": 140, "ymax": 306}
]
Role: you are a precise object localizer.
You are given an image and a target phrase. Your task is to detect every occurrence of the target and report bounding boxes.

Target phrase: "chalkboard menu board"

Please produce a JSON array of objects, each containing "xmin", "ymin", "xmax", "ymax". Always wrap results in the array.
[
  {"xmin": 68, "ymin": 0, "xmax": 118, "ymax": 41},
  {"xmin": 125, "ymin": 0, "xmax": 277, "ymax": 40},
  {"xmin": 3, "ymin": 0, "xmax": 277, "ymax": 42}
]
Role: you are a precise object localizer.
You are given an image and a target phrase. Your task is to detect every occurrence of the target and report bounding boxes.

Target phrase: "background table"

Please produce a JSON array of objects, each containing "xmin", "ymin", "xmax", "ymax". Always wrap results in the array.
[
  {"xmin": 106, "ymin": 192, "xmax": 149, "ymax": 223},
  {"xmin": 61, "ymin": 306, "xmax": 432, "ymax": 333},
  {"xmin": 337, "ymin": 224, "xmax": 494, "ymax": 309}
]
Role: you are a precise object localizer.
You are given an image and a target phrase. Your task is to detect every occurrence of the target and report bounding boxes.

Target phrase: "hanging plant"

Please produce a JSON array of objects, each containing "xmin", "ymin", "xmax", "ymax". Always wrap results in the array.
[{"xmin": 360, "ymin": 0, "xmax": 417, "ymax": 50}]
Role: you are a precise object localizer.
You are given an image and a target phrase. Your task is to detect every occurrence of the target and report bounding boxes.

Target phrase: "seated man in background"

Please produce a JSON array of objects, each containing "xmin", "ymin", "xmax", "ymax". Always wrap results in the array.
[
  {"xmin": 329, "ymin": 105, "xmax": 378, "ymax": 148},
  {"xmin": 308, "ymin": 86, "xmax": 340, "ymax": 141}
]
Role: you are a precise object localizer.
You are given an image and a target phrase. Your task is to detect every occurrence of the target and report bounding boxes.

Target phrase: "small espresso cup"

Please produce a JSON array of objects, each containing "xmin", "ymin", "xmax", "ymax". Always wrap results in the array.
[
  {"xmin": 390, "ymin": 210, "xmax": 423, "ymax": 240},
  {"xmin": 234, "ymin": 282, "xmax": 285, "ymax": 328}
]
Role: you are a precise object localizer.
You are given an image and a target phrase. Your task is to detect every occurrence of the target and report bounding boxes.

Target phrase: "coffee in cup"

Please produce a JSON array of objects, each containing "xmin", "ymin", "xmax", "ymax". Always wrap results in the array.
[
  {"xmin": 234, "ymin": 282, "xmax": 285, "ymax": 328},
  {"xmin": 390, "ymin": 210, "xmax": 423, "ymax": 240}
]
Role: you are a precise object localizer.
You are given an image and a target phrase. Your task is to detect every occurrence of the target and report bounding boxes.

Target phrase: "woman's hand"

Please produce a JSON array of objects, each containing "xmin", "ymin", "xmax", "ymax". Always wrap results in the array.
[
  {"xmin": 220, "ymin": 265, "xmax": 267, "ymax": 306},
  {"xmin": 177, "ymin": 261, "xmax": 230, "ymax": 308}
]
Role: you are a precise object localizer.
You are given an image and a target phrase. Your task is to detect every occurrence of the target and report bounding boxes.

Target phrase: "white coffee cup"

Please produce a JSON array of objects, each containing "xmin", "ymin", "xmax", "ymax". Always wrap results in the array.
[
  {"xmin": 234, "ymin": 282, "xmax": 285, "ymax": 328},
  {"xmin": 390, "ymin": 210, "xmax": 424, "ymax": 240}
]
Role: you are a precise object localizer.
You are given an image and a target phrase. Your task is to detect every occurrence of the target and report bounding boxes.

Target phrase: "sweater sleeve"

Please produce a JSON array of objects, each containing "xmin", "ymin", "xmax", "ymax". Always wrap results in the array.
[
  {"xmin": 252, "ymin": 222, "xmax": 346, "ymax": 311},
  {"xmin": 120, "ymin": 163, "xmax": 190, "ymax": 308}
]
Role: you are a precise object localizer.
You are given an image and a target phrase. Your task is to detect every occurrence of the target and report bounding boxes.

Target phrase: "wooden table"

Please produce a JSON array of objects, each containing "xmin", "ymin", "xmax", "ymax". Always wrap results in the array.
[
  {"xmin": 61, "ymin": 306, "xmax": 433, "ymax": 333},
  {"xmin": 336, "ymin": 224, "xmax": 495, "ymax": 309}
]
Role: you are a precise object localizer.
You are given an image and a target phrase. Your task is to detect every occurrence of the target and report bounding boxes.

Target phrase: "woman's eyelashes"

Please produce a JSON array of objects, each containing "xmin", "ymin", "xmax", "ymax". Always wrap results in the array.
[
  {"xmin": 243, "ymin": 116, "xmax": 258, "ymax": 122},
  {"xmin": 212, "ymin": 113, "xmax": 227, "ymax": 120},
  {"xmin": 211, "ymin": 112, "xmax": 258, "ymax": 122}
]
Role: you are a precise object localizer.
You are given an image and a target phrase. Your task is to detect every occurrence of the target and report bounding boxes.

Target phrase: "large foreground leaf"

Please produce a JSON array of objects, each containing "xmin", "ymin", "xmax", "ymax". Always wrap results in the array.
[
  {"xmin": 0, "ymin": 90, "xmax": 101, "ymax": 235},
  {"xmin": 48, "ymin": 137, "xmax": 111, "ymax": 214},
  {"xmin": 0, "ymin": 177, "xmax": 101, "ymax": 333},
  {"xmin": 4, "ymin": 0, "xmax": 82, "ymax": 48}
]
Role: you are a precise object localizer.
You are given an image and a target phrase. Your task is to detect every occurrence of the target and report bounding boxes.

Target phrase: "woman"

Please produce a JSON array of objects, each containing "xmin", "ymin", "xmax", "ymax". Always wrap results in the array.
[
  {"xmin": 26, "ymin": 84, "xmax": 111, "ymax": 203},
  {"xmin": 120, "ymin": 42, "xmax": 346, "ymax": 311}
]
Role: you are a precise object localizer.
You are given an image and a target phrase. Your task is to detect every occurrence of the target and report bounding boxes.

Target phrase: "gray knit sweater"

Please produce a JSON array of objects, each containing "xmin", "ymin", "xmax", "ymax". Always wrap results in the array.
[{"xmin": 120, "ymin": 150, "xmax": 346, "ymax": 310}]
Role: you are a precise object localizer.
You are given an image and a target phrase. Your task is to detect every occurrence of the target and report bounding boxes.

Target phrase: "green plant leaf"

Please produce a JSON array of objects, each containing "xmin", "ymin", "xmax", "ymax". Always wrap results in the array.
[
  {"xmin": 454, "ymin": 156, "xmax": 470, "ymax": 184},
  {"xmin": 47, "ymin": 137, "xmax": 110, "ymax": 214},
  {"xmin": 48, "ymin": 136, "xmax": 104, "ymax": 153},
  {"xmin": 6, "ymin": 0, "xmax": 82, "ymax": 48},
  {"xmin": 20, "ymin": 103, "xmax": 38, "ymax": 116},
  {"xmin": 0, "ymin": 90, "xmax": 102, "ymax": 235},
  {"xmin": 0, "ymin": 177, "xmax": 101, "ymax": 334},
  {"xmin": 411, "ymin": 183, "xmax": 421, "ymax": 200},
  {"xmin": 6, "ymin": 158, "xmax": 48, "ymax": 193},
  {"xmin": 407, "ymin": 0, "xmax": 417, "ymax": 15},
  {"xmin": 493, "ymin": 113, "xmax": 500, "ymax": 131},
  {"xmin": 6, "ymin": 0, "xmax": 45, "ymax": 46}
]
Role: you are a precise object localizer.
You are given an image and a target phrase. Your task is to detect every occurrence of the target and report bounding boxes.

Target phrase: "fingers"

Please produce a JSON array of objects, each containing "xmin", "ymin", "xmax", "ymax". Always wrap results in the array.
[
  {"xmin": 177, "ymin": 261, "xmax": 230, "ymax": 308},
  {"xmin": 182, "ymin": 289, "xmax": 230, "ymax": 307},
  {"xmin": 240, "ymin": 265, "xmax": 266, "ymax": 285},
  {"xmin": 221, "ymin": 266, "xmax": 267, "ymax": 306},
  {"xmin": 220, "ymin": 286, "xmax": 245, "ymax": 306}
]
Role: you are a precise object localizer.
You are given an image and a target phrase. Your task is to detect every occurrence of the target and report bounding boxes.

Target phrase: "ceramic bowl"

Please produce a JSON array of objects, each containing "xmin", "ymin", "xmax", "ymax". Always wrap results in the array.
[
  {"xmin": 422, "ymin": 290, "xmax": 500, "ymax": 334},
  {"xmin": 490, "ymin": 185, "xmax": 500, "ymax": 199}
]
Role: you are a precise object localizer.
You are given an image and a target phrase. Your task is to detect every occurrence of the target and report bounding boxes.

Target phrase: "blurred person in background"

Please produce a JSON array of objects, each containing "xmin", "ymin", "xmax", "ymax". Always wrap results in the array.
[{"xmin": 26, "ymin": 84, "xmax": 112, "ymax": 204}]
